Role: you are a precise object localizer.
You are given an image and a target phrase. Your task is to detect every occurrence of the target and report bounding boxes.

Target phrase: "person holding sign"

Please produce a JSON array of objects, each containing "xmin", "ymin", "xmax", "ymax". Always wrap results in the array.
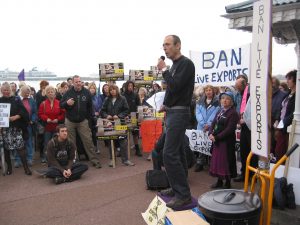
[
  {"xmin": 123, "ymin": 81, "xmax": 142, "ymax": 157},
  {"xmin": 195, "ymin": 85, "xmax": 220, "ymax": 172},
  {"xmin": 0, "ymin": 82, "xmax": 32, "ymax": 175},
  {"xmin": 157, "ymin": 35, "xmax": 195, "ymax": 209},
  {"xmin": 101, "ymin": 84, "xmax": 135, "ymax": 167},
  {"xmin": 208, "ymin": 92, "xmax": 239, "ymax": 189}
]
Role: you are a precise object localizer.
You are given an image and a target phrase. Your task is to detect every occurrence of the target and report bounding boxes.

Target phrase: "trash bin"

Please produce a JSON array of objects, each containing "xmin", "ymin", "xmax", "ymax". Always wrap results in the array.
[
  {"xmin": 140, "ymin": 120, "xmax": 163, "ymax": 153},
  {"xmin": 198, "ymin": 189, "xmax": 261, "ymax": 225}
]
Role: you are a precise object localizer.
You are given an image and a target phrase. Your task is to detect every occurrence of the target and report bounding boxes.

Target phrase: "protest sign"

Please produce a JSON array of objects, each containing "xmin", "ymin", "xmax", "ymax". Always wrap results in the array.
[
  {"xmin": 150, "ymin": 66, "xmax": 163, "ymax": 80},
  {"xmin": 0, "ymin": 103, "xmax": 11, "ymax": 127},
  {"xmin": 142, "ymin": 195, "xmax": 173, "ymax": 225},
  {"xmin": 129, "ymin": 69, "xmax": 154, "ymax": 86},
  {"xmin": 150, "ymin": 66, "xmax": 170, "ymax": 80},
  {"xmin": 99, "ymin": 63, "xmax": 124, "ymax": 81},
  {"xmin": 190, "ymin": 44, "xmax": 250, "ymax": 86},
  {"xmin": 250, "ymin": 0, "xmax": 272, "ymax": 158},
  {"xmin": 185, "ymin": 130, "xmax": 212, "ymax": 156}
]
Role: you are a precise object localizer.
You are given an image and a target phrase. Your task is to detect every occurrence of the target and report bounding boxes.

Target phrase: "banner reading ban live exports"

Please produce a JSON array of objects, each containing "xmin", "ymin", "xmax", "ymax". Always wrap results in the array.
[
  {"xmin": 250, "ymin": 0, "xmax": 272, "ymax": 158},
  {"xmin": 190, "ymin": 44, "xmax": 250, "ymax": 86}
]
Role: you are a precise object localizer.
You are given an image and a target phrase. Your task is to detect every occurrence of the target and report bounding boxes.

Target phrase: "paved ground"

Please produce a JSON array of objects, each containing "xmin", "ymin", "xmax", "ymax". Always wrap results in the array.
[
  {"xmin": 1, "ymin": 147, "xmax": 295, "ymax": 225},
  {"xmin": 0, "ymin": 145, "xmax": 244, "ymax": 225}
]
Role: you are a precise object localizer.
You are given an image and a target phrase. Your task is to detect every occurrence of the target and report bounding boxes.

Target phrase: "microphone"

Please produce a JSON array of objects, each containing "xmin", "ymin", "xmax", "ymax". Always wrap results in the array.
[{"xmin": 160, "ymin": 56, "xmax": 165, "ymax": 61}]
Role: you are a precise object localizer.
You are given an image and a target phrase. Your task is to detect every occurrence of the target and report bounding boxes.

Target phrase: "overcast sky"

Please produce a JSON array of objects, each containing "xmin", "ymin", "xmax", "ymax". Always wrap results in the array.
[{"xmin": 0, "ymin": 0, "xmax": 297, "ymax": 77}]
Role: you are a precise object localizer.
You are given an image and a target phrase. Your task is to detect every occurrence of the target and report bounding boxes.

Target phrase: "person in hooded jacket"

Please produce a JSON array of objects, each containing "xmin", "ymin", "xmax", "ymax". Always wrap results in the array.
[{"xmin": 195, "ymin": 85, "xmax": 220, "ymax": 172}]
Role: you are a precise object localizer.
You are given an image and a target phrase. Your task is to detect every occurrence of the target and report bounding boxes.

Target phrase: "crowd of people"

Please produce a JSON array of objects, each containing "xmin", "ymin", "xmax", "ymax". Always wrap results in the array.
[
  {"xmin": 0, "ymin": 63, "xmax": 297, "ymax": 191},
  {"xmin": 0, "ymin": 76, "xmax": 166, "ymax": 182}
]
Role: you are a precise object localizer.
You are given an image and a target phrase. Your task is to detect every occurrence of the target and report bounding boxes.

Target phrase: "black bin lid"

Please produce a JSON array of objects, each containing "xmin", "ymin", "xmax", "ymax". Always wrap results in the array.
[{"xmin": 198, "ymin": 189, "xmax": 261, "ymax": 218}]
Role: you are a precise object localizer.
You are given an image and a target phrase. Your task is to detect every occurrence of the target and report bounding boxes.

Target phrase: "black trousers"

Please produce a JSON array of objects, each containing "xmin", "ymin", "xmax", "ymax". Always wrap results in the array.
[
  {"xmin": 46, "ymin": 162, "xmax": 88, "ymax": 181},
  {"xmin": 152, "ymin": 132, "xmax": 165, "ymax": 170},
  {"xmin": 163, "ymin": 108, "xmax": 191, "ymax": 200},
  {"xmin": 239, "ymin": 124, "xmax": 257, "ymax": 176}
]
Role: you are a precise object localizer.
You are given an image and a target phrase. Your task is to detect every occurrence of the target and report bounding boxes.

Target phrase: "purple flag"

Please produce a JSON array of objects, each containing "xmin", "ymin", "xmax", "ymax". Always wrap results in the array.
[{"xmin": 18, "ymin": 69, "xmax": 25, "ymax": 81}]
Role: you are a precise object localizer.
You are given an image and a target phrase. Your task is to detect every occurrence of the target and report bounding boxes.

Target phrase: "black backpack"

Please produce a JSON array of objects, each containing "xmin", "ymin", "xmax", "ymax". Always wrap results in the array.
[{"xmin": 146, "ymin": 170, "xmax": 170, "ymax": 190}]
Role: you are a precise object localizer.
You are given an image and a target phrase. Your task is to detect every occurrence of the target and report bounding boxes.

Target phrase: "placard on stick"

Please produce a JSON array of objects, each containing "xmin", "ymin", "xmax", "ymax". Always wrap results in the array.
[
  {"xmin": 129, "ymin": 69, "xmax": 154, "ymax": 86},
  {"xmin": 99, "ymin": 63, "xmax": 124, "ymax": 81}
]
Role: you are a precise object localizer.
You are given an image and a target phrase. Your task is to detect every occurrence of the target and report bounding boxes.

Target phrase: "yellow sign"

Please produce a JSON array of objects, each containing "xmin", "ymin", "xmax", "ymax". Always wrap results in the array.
[
  {"xmin": 144, "ymin": 76, "xmax": 154, "ymax": 81},
  {"xmin": 131, "ymin": 118, "xmax": 137, "ymax": 125},
  {"xmin": 115, "ymin": 69, "xmax": 124, "ymax": 74},
  {"xmin": 115, "ymin": 125, "xmax": 128, "ymax": 131},
  {"xmin": 155, "ymin": 112, "xmax": 164, "ymax": 118}
]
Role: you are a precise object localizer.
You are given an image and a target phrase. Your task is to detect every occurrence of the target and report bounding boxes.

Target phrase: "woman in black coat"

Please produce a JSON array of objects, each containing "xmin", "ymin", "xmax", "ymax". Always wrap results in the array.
[
  {"xmin": 274, "ymin": 70, "xmax": 297, "ymax": 161},
  {"xmin": 101, "ymin": 84, "xmax": 135, "ymax": 167},
  {"xmin": 0, "ymin": 82, "xmax": 32, "ymax": 175}
]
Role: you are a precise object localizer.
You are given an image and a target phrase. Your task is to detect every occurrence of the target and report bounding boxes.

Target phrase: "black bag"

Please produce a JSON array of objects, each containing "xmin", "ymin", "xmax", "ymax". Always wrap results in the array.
[
  {"xmin": 146, "ymin": 170, "xmax": 169, "ymax": 190},
  {"xmin": 273, "ymin": 177, "xmax": 287, "ymax": 210},
  {"xmin": 286, "ymin": 183, "xmax": 296, "ymax": 209}
]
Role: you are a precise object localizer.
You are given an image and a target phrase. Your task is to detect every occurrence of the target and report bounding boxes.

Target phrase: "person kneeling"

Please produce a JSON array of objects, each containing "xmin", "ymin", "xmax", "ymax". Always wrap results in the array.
[{"xmin": 45, "ymin": 124, "xmax": 88, "ymax": 185}]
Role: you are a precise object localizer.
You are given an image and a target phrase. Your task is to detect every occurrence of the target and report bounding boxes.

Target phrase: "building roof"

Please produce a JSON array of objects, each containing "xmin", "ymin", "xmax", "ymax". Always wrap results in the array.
[
  {"xmin": 226, "ymin": 0, "xmax": 300, "ymax": 13},
  {"xmin": 223, "ymin": 0, "xmax": 300, "ymax": 44}
]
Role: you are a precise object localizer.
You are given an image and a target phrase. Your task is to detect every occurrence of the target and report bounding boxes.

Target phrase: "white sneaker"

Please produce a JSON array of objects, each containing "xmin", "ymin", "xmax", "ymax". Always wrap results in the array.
[
  {"xmin": 123, "ymin": 160, "xmax": 135, "ymax": 166},
  {"xmin": 109, "ymin": 160, "xmax": 113, "ymax": 167}
]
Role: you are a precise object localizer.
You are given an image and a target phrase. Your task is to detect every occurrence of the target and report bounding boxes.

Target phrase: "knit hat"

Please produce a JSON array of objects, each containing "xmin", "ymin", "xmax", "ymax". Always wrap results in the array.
[{"xmin": 219, "ymin": 91, "xmax": 234, "ymax": 103}]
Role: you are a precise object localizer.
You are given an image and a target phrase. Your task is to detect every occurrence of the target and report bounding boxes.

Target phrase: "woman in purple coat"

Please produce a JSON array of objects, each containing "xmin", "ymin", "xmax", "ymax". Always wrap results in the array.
[{"xmin": 209, "ymin": 92, "xmax": 239, "ymax": 189}]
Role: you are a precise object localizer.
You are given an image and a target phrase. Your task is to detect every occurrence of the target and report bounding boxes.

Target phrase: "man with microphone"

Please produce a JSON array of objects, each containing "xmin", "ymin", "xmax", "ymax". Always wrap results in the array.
[{"xmin": 157, "ymin": 35, "xmax": 195, "ymax": 209}]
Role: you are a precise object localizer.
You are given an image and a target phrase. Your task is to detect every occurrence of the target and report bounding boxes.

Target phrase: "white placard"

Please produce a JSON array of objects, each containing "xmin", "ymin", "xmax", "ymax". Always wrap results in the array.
[
  {"xmin": 146, "ymin": 91, "xmax": 165, "ymax": 110},
  {"xmin": 185, "ymin": 130, "xmax": 212, "ymax": 156},
  {"xmin": 250, "ymin": 0, "xmax": 272, "ymax": 158},
  {"xmin": 0, "ymin": 103, "xmax": 11, "ymax": 127},
  {"xmin": 190, "ymin": 44, "xmax": 250, "ymax": 86},
  {"xmin": 142, "ymin": 195, "xmax": 173, "ymax": 225}
]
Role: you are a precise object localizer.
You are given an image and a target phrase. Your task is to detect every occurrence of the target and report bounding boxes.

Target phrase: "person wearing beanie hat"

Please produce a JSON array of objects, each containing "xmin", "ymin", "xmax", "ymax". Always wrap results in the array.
[
  {"xmin": 219, "ymin": 91, "xmax": 235, "ymax": 103},
  {"xmin": 208, "ymin": 92, "xmax": 239, "ymax": 189}
]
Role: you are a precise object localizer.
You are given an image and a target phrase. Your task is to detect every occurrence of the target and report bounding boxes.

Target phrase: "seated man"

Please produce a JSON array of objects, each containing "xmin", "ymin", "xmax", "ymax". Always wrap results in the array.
[{"xmin": 45, "ymin": 124, "xmax": 88, "ymax": 184}]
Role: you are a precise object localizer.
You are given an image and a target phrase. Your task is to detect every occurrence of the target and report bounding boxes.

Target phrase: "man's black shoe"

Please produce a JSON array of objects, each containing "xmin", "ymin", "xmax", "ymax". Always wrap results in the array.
[
  {"xmin": 233, "ymin": 175, "xmax": 245, "ymax": 182},
  {"xmin": 159, "ymin": 188, "xmax": 175, "ymax": 197},
  {"xmin": 54, "ymin": 177, "xmax": 66, "ymax": 185},
  {"xmin": 166, "ymin": 197, "xmax": 192, "ymax": 209}
]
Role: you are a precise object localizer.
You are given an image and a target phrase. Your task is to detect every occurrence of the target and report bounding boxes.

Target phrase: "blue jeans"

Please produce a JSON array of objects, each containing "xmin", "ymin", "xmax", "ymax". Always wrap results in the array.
[{"xmin": 163, "ymin": 108, "xmax": 191, "ymax": 200}]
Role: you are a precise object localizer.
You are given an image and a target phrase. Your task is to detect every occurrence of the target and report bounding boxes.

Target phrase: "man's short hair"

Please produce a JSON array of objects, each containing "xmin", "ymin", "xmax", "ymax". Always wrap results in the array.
[
  {"xmin": 56, "ymin": 124, "xmax": 67, "ymax": 133},
  {"xmin": 72, "ymin": 75, "xmax": 80, "ymax": 81},
  {"xmin": 236, "ymin": 74, "xmax": 248, "ymax": 84},
  {"xmin": 236, "ymin": 74, "xmax": 248, "ymax": 90},
  {"xmin": 170, "ymin": 35, "xmax": 181, "ymax": 45}
]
